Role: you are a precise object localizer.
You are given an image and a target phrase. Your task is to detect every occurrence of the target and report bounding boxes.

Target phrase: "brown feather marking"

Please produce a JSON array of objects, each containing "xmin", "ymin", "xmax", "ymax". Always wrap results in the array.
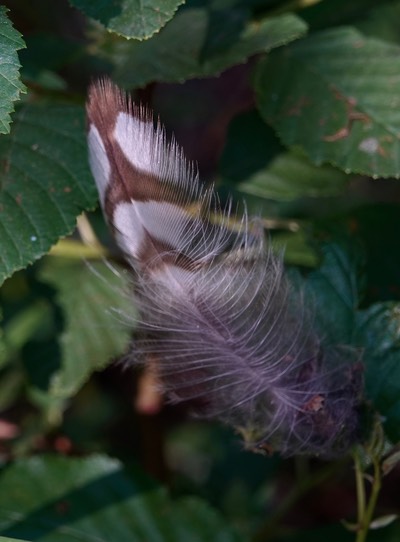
[{"xmin": 87, "ymin": 79, "xmax": 198, "ymax": 220}]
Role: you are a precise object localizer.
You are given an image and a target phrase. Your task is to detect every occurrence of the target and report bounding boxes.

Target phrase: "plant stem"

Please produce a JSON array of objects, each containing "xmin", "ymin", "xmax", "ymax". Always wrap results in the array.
[
  {"xmin": 77, "ymin": 212, "xmax": 104, "ymax": 250},
  {"xmin": 49, "ymin": 239, "xmax": 108, "ymax": 259},
  {"xmin": 353, "ymin": 443, "xmax": 382, "ymax": 542},
  {"xmin": 353, "ymin": 450, "xmax": 366, "ymax": 529}
]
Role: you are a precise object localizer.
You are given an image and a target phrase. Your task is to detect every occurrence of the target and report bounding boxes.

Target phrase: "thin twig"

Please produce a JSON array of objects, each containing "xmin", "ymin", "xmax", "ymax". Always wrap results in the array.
[
  {"xmin": 353, "ymin": 450, "xmax": 366, "ymax": 530},
  {"xmin": 355, "ymin": 457, "xmax": 382, "ymax": 542},
  {"xmin": 353, "ymin": 419, "xmax": 385, "ymax": 542}
]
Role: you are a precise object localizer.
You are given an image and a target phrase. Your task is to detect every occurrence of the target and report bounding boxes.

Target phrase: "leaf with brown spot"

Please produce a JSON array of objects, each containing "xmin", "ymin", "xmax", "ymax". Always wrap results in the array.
[{"xmin": 256, "ymin": 27, "xmax": 400, "ymax": 177}]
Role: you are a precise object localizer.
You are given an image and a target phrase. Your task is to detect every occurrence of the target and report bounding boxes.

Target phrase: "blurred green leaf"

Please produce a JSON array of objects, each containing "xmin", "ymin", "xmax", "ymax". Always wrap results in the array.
[
  {"xmin": 0, "ymin": 367, "xmax": 24, "ymax": 411},
  {"xmin": 0, "ymin": 454, "xmax": 242, "ymax": 542},
  {"xmin": 220, "ymin": 108, "xmax": 350, "ymax": 202},
  {"xmin": 272, "ymin": 229, "xmax": 318, "ymax": 267},
  {"xmin": 71, "ymin": 0, "xmax": 185, "ymax": 40},
  {"xmin": 0, "ymin": 104, "xmax": 97, "ymax": 286},
  {"xmin": 38, "ymin": 258, "xmax": 133, "ymax": 401},
  {"xmin": 0, "ymin": 301, "xmax": 52, "ymax": 368},
  {"xmin": 236, "ymin": 151, "xmax": 349, "ymax": 201},
  {"xmin": 0, "ymin": 6, "xmax": 26, "ymax": 134},
  {"xmin": 166, "ymin": 421, "xmax": 279, "ymax": 537},
  {"xmin": 111, "ymin": 10, "xmax": 307, "ymax": 87},
  {"xmin": 256, "ymin": 27, "xmax": 400, "ymax": 177}
]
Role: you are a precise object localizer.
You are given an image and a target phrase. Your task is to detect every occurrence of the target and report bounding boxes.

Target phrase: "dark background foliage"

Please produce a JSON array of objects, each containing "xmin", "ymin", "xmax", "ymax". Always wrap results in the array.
[{"xmin": 0, "ymin": 0, "xmax": 400, "ymax": 541}]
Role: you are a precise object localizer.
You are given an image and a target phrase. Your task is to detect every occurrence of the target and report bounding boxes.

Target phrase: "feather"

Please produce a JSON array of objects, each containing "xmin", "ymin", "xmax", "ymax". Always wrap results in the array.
[{"xmin": 86, "ymin": 79, "xmax": 363, "ymax": 457}]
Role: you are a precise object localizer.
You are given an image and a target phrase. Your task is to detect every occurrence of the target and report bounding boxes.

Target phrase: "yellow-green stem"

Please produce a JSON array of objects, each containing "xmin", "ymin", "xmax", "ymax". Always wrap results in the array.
[
  {"xmin": 354, "ymin": 452, "xmax": 382, "ymax": 542},
  {"xmin": 353, "ymin": 450, "xmax": 366, "ymax": 529}
]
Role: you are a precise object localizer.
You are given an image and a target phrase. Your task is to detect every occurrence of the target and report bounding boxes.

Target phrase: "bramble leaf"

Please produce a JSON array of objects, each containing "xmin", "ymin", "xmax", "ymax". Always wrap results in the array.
[
  {"xmin": 0, "ymin": 6, "xmax": 26, "ymax": 134},
  {"xmin": 256, "ymin": 27, "xmax": 400, "ymax": 177},
  {"xmin": 0, "ymin": 104, "xmax": 97, "ymax": 285}
]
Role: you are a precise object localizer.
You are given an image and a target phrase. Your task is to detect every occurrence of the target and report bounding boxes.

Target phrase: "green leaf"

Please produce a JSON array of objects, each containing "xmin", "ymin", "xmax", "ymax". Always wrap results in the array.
[
  {"xmin": 111, "ymin": 10, "xmax": 307, "ymax": 87},
  {"xmin": 220, "ymin": 109, "xmax": 349, "ymax": 201},
  {"xmin": 0, "ymin": 454, "xmax": 242, "ymax": 542},
  {"xmin": 0, "ymin": 6, "xmax": 26, "ymax": 134},
  {"xmin": 255, "ymin": 27, "xmax": 400, "ymax": 178},
  {"xmin": 355, "ymin": 302, "xmax": 400, "ymax": 442},
  {"xmin": 236, "ymin": 151, "xmax": 349, "ymax": 201},
  {"xmin": 71, "ymin": 0, "xmax": 185, "ymax": 40},
  {"xmin": 272, "ymin": 230, "xmax": 318, "ymax": 267},
  {"xmin": 304, "ymin": 239, "xmax": 365, "ymax": 344},
  {"xmin": 0, "ymin": 104, "xmax": 97, "ymax": 286},
  {"xmin": 37, "ymin": 258, "xmax": 133, "ymax": 401},
  {"xmin": 303, "ymin": 238, "xmax": 400, "ymax": 441}
]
